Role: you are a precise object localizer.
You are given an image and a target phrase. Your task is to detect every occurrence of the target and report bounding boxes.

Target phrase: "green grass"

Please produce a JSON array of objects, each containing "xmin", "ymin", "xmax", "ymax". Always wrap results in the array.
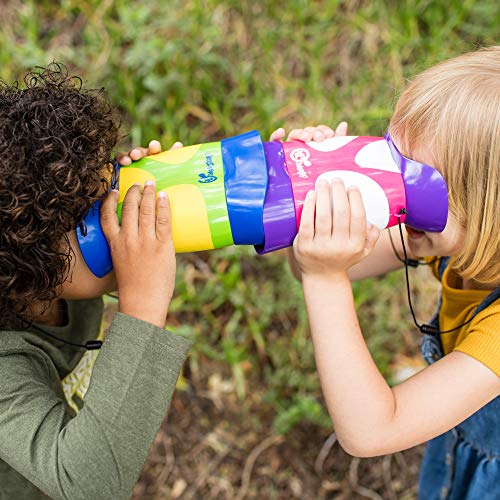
[{"xmin": 1, "ymin": 0, "xmax": 497, "ymax": 433}]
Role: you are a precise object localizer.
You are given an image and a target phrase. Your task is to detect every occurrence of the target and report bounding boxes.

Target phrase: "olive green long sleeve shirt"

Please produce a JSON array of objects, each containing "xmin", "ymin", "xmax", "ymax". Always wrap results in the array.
[{"xmin": 0, "ymin": 298, "xmax": 192, "ymax": 500}]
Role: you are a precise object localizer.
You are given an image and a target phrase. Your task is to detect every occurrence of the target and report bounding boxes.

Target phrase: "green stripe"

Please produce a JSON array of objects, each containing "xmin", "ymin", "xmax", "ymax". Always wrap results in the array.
[{"xmin": 118, "ymin": 142, "xmax": 233, "ymax": 249}]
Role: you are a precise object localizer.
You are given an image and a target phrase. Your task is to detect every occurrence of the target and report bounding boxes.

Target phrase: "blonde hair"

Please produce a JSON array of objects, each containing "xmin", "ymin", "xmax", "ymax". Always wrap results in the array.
[{"xmin": 389, "ymin": 46, "xmax": 500, "ymax": 287}]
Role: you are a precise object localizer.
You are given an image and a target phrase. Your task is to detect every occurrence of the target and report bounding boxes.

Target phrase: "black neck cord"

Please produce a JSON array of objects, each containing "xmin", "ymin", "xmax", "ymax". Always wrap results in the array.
[
  {"xmin": 17, "ymin": 315, "xmax": 102, "ymax": 350},
  {"xmin": 395, "ymin": 211, "xmax": 475, "ymax": 336},
  {"xmin": 388, "ymin": 226, "xmax": 438, "ymax": 268},
  {"xmin": 14, "ymin": 294, "xmax": 120, "ymax": 351},
  {"xmin": 15, "ymin": 305, "xmax": 106, "ymax": 351}
]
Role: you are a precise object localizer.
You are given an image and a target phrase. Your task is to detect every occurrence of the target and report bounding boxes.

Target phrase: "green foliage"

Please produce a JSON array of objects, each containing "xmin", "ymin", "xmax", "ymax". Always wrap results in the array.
[
  {"xmin": 0, "ymin": 0, "xmax": 496, "ymax": 433},
  {"xmin": 272, "ymin": 395, "xmax": 332, "ymax": 435}
]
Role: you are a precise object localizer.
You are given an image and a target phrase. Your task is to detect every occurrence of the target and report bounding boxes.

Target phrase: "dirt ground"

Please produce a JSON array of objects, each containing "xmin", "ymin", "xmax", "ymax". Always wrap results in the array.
[{"xmin": 131, "ymin": 366, "xmax": 425, "ymax": 500}]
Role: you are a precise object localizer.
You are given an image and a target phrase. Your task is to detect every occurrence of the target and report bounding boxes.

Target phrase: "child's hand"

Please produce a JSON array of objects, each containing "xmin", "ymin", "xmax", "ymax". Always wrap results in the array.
[
  {"xmin": 269, "ymin": 122, "xmax": 347, "ymax": 143},
  {"xmin": 100, "ymin": 181, "xmax": 175, "ymax": 329},
  {"xmin": 294, "ymin": 179, "xmax": 380, "ymax": 280},
  {"xmin": 116, "ymin": 140, "xmax": 184, "ymax": 166},
  {"xmin": 272, "ymin": 123, "xmax": 349, "ymax": 281}
]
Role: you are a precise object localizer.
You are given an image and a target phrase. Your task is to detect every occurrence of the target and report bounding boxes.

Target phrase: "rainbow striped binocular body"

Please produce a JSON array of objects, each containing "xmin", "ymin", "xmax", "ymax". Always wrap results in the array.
[{"xmin": 77, "ymin": 130, "xmax": 448, "ymax": 277}]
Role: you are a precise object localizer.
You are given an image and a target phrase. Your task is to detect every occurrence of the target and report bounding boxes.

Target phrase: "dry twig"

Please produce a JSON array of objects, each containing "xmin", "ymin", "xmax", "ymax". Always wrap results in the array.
[
  {"xmin": 314, "ymin": 432, "xmax": 337, "ymax": 475},
  {"xmin": 382, "ymin": 455, "xmax": 397, "ymax": 500},
  {"xmin": 154, "ymin": 433, "xmax": 176, "ymax": 489},
  {"xmin": 348, "ymin": 457, "xmax": 384, "ymax": 500},
  {"xmin": 235, "ymin": 434, "xmax": 285, "ymax": 500},
  {"xmin": 183, "ymin": 450, "xmax": 230, "ymax": 500}
]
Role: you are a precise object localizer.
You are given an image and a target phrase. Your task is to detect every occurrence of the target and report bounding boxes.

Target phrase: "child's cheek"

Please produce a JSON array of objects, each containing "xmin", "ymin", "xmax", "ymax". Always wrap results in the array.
[
  {"xmin": 61, "ymin": 230, "xmax": 117, "ymax": 299},
  {"xmin": 60, "ymin": 267, "xmax": 117, "ymax": 300}
]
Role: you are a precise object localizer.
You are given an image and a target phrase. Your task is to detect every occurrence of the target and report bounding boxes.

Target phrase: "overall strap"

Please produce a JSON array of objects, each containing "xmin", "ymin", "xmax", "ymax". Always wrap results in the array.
[
  {"xmin": 421, "ymin": 256, "xmax": 500, "ymax": 365},
  {"xmin": 437, "ymin": 256, "xmax": 450, "ymax": 280},
  {"xmin": 472, "ymin": 287, "xmax": 500, "ymax": 319}
]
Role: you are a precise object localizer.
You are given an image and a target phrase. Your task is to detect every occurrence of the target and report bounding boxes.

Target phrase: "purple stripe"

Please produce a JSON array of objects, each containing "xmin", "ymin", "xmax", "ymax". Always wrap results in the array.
[{"xmin": 255, "ymin": 142, "xmax": 297, "ymax": 254}]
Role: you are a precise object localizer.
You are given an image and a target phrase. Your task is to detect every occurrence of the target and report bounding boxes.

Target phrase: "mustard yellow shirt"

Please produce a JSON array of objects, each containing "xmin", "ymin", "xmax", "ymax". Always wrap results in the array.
[{"xmin": 428, "ymin": 258, "xmax": 500, "ymax": 377}]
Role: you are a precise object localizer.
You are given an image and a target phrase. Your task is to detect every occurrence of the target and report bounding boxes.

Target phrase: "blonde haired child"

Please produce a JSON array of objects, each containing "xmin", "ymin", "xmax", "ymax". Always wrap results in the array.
[{"xmin": 282, "ymin": 46, "xmax": 500, "ymax": 499}]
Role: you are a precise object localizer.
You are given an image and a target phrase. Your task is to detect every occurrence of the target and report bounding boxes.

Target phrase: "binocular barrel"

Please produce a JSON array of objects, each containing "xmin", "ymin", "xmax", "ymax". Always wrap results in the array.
[{"xmin": 77, "ymin": 130, "xmax": 448, "ymax": 278}]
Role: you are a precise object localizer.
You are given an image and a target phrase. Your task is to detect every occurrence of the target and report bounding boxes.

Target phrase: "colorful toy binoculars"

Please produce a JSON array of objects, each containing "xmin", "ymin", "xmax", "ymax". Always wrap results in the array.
[{"xmin": 77, "ymin": 131, "xmax": 448, "ymax": 277}]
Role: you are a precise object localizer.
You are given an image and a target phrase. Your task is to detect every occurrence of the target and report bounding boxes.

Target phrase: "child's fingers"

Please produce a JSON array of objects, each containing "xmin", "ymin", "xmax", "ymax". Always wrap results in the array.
[
  {"xmin": 115, "ymin": 153, "xmax": 132, "ymax": 166},
  {"xmin": 156, "ymin": 191, "xmax": 173, "ymax": 243},
  {"xmin": 115, "ymin": 147, "xmax": 147, "ymax": 165},
  {"xmin": 170, "ymin": 141, "xmax": 183, "ymax": 150},
  {"xmin": 299, "ymin": 127, "xmax": 317, "ymax": 142},
  {"xmin": 312, "ymin": 129, "xmax": 326, "ymax": 142},
  {"xmin": 286, "ymin": 128, "xmax": 302, "ymax": 141},
  {"xmin": 288, "ymin": 126, "xmax": 334, "ymax": 143},
  {"xmin": 331, "ymin": 179, "xmax": 350, "ymax": 240},
  {"xmin": 100, "ymin": 190, "xmax": 120, "ymax": 240},
  {"xmin": 148, "ymin": 140, "xmax": 162, "ymax": 154},
  {"xmin": 138, "ymin": 180, "xmax": 157, "ymax": 238},
  {"xmin": 298, "ymin": 190, "xmax": 316, "ymax": 241},
  {"xmin": 287, "ymin": 128, "xmax": 316, "ymax": 142},
  {"xmin": 347, "ymin": 185, "xmax": 367, "ymax": 248},
  {"xmin": 121, "ymin": 183, "xmax": 142, "ymax": 236},
  {"xmin": 269, "ymin": 128, "xmax": 285, "ymax": 141},
  {"xmin": 317, "ymin": 124, "xmax": 335, "ymax": 137},
  {"xmin": 315, "ymin": 180, "xmax": 333, "ymax": 239},
  {"xmin": 335, "ymin": 121, "xmax": 348, "ymax": 136},
  {"xmin": 128, "ymin": 146, "xmax": 149, "ymax": 161},
  {"xmin": 119, "ymin": 140, "xmax": 163, "ymax": 165}
]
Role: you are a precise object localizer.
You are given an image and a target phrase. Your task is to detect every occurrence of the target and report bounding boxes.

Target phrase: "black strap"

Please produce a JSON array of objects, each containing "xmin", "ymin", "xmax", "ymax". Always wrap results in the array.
[{"xmin": 15, "ymin": 314, "xmax": 102, "ymax": 351}]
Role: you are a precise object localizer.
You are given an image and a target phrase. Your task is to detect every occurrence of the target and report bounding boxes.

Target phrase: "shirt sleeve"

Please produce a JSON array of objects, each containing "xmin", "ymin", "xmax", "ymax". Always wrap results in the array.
[
  {"xmin": 454, "ymin": 306, "xmax": 500, "ymax": 378},
  {"xmin": 0, "ymin": 312, "xmax": 192, "ymax": 500}
]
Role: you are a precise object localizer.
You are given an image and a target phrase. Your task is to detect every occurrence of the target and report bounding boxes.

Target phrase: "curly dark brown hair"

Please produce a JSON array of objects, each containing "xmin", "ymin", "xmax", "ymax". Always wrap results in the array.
[{"xmin": 0, "ymin": 63, "xmax": 120, "ymax": 327}]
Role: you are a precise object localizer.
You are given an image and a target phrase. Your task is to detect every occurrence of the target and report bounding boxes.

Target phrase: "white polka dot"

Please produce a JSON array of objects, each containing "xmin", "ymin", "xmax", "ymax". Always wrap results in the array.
[
  {"xmin": 316, "ymin": 170, "xmax": 390, "ymax": 229},
  {"xmin": 306, "ymin": 136, "xmax": 357, "ymax": 152},
  {"xmin": 354, "ymin": 140, "xmax": 400, "ymax": 173}
]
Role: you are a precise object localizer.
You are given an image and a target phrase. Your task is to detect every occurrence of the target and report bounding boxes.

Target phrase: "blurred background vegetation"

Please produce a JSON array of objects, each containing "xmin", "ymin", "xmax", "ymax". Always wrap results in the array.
[{"xmin": 1, "ymin": 1, "xmax": 498, "ymax": 497}]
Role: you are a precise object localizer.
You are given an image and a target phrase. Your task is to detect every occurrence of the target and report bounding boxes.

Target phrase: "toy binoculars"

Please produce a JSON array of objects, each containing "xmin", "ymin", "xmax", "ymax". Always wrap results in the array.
[{"xmin": 77, "ymin": 130, "xmax": 448, "ymax": 277}]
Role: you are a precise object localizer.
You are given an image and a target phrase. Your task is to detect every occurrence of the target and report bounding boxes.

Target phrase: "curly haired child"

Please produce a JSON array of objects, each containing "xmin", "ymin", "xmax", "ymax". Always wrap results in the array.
[
  {"xmin": 0, "ymin": 64, "xmax": 191, "ymax": 499},
  {"xmin": 283, "ymin": 46, "xmax": 500, "ymax": 499}
]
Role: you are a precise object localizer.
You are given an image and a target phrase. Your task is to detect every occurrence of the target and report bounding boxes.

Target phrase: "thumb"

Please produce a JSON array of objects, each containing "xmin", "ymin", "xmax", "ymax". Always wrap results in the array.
[
  {"xmin": 269, "ymin": 128, "xmax": 285, "ymax": 142},
  {"xmin": 100, "ymin": 190, "xmax": 120, "ymax": 241},
  {"xmin": 335, "ymin": 121, "xmax": 348, "ymax": 136}
]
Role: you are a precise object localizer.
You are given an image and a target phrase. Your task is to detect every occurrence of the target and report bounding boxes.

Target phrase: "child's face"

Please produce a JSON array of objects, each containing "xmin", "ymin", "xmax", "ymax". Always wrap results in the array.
[
  {"xmin": 406, "ymin": 210, "xmax": 465, "ymax": 258},
  {"xmin": 399, "ymin": 143, "xmax": 467, "ymax": 258},
  {"xmin": 59, "ymin": 229, "xmax": 117, "ymax": 299}
]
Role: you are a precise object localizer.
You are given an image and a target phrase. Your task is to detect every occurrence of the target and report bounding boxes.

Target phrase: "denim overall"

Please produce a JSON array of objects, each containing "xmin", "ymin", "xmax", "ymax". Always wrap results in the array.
[{"xmin": 419, "ymin": 257, "xmax": 500, "ymax": 500}]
